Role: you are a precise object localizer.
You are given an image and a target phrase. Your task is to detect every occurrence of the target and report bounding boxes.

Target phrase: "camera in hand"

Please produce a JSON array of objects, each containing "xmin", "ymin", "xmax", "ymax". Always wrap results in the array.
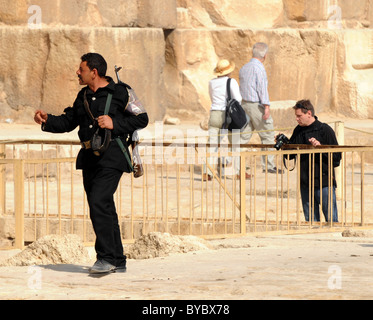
[{"xmin": 275, "ymin": 134, "xmax": 289, "ymax": 150}]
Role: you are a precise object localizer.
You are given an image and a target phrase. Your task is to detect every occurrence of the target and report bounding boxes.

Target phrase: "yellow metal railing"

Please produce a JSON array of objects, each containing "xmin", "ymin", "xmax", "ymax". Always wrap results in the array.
[{"xmin": 0, "ymin": 140, "xmax": 373, "ymax": 249}]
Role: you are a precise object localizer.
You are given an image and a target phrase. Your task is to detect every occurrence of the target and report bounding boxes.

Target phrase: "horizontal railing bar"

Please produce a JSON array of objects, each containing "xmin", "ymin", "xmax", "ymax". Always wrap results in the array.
[{"xmin": 2, "ymin": 139, "xmax": 373, "ymax": 150}]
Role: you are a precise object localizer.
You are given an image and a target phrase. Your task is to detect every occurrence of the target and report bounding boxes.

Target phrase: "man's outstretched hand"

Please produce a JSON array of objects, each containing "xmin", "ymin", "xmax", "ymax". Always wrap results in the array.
[{"xmin": 34, "ymin": 110, "xmax": 48, "ymax": 125}]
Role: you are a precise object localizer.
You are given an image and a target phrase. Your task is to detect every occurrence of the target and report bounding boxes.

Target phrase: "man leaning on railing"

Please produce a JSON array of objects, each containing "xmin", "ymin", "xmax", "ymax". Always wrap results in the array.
[{"xmin": 275, "ymin": 100, "xmax": 341, "ymax": 223}]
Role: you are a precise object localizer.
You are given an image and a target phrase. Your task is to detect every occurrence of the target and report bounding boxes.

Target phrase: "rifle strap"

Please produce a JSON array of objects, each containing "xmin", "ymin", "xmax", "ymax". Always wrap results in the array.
[
  {"xmin": 115, "ymin": 137, "xmax": 134, "ymax": 172},
  {"xmin": 103, "ymin": 91, "xmax": 134, "ymax": 173}
]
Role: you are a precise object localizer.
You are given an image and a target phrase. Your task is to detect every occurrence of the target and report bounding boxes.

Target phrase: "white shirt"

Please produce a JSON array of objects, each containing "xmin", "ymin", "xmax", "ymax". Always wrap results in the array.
[{"xmin": 209, "ymin": 76, "xmax": 242, "ymax": 111}]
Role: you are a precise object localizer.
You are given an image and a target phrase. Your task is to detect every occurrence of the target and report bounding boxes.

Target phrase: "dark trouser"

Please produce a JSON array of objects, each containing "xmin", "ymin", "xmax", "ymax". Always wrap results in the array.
[
  {"xmin": 83, "ymin": 166, "xmax": 126, "ymax": 267},
  {"xmin": 300, "ymin": 186, "xmax": 338, "ymax": 223}
]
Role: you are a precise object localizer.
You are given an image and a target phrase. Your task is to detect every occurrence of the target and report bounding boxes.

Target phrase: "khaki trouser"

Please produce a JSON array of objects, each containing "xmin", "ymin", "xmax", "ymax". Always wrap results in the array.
[
  {"xmin": 203, "ymin": 110, "xmax": 241, "ymax": 176},
  {"xmin": 241, "ymin": 101, "xmax": 276, "ymax": 170}
]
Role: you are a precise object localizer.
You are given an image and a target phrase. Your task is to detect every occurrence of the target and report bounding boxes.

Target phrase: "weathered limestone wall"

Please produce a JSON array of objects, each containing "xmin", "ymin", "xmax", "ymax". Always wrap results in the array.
[
  {"xmin": 0, "ymin": 0, "xmax": 177, "ymax": 28},
  {"xmin": 0, "ymin": 27, "xmax": 166, "ymax": 121},
  {"xmin": 177, "ymin": 0, "xmax": 373, "ymax": 29},
  {"xmin": 0, "ymin": 0, "xmax": 372, "ymax": 125},
  {"xmin": 0, "ymin": 0, "xmax": 176, "ymax": 122}
]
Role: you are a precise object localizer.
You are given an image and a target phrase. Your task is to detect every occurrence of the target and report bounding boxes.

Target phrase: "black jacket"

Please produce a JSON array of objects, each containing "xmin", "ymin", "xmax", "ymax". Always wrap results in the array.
[
  {"xmin": 287, "ymin": 117, "xmax": 341, "ymax": 188},
  {"xmin": 42, "ymin": 78, "xmax": 149, "ymax": 172}
]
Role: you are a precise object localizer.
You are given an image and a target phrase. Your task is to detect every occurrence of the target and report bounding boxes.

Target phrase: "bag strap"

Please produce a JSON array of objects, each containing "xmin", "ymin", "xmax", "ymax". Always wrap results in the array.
[
  {"xmin": 84, "ymin": 90, "xmax": 113, "ymax": 117},
  {"xmin": 83, "ymin": 89, "xmax": 113, "ymax": 119},
  {"xmin": 115, "ymin": 137, "xmax": 134, "ymax": 172},
  {"xmin": 226, "ymin": 78, "xmax": 232, "ymax": 101},
  {"xmin": 83, "ymin": 90, "xmax": 95, "ymax": 123},
  {"xmin": 283, "ymin": 155, "xmax": 296, "ymax": 171},
  {"xmin": 222, "ymin": 78, "xmax": 233, "ymax": 130},
  {"xmin": 104, "ymin": 93, "xmax": 112, "ymax": 115}
]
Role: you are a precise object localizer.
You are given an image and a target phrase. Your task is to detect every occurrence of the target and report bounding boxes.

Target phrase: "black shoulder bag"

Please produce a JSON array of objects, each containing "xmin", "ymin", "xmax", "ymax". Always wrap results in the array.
[
  {"xmin": 83, "ymin": 90, "xmax": 112, "ymax": 157},
  {"xmin": 224, "ymin": 78, "xmax": 249, "ymax": 131}
]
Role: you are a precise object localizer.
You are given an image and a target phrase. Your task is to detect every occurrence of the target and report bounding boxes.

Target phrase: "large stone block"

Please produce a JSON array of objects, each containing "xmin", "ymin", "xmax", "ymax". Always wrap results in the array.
[
  {"xmin": 283, "ymin": 0, "xmax": 372, "ymax": 28},
  {"xmin": 0, "ymin": 0, "xmax": 177, "ymax": 28},
  {"xmin": 164, "ymin": 29, "xmax": 218, "ymax": 119},
  {"xmin": 137, "ymin": 0, "xmax": 177, "ymax": 29},
  {"xmin": 0, "ymin": 27, "xmax": 166, "ymax": 122},
  {"xmin": 177, "ymin": 0, "xmax": 373, "ymax": 29},
  {"xmin": 335, "ymin": 30, "xmax": 373, "ymax": 117},
  {"xmin": 177, "ymin": 0, "xmax": 283, "ymax": 29}
]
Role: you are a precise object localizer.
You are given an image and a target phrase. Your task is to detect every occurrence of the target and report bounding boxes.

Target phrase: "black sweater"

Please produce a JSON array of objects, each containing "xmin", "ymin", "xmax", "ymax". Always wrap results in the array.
[{"xmin": 287, "ymin": 117, "xmax": 341, "ymax": 188}]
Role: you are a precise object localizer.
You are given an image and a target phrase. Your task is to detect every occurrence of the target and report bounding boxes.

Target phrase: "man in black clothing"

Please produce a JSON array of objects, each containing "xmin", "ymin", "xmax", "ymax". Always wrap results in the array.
[
  {"xmin": 278, "ymin": 100, "xmax": 341, "ymax": 222},
  {"xmin": 34, "ymin": 53, "xmax": 149, "ymax": 273}
]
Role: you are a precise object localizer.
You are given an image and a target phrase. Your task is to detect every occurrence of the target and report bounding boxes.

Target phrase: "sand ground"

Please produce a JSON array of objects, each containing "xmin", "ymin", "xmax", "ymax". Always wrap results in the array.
[{"xmin": 0, "ymin": 232, "xmax": 372, "ymax": 300}]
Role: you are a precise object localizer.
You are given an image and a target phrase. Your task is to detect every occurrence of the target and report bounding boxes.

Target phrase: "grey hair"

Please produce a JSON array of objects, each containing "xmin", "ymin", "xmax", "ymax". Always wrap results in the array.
[{"xmin": 252, "ymin": 42, "xmax": 268, "ymax": 59}]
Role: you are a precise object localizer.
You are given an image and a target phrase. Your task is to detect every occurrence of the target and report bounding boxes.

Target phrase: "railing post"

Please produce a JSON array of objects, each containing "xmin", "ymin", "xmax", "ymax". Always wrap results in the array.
[
  {"xmin": 335, "ymin": 121, "xmax": 344, "ymax": 199},
  {"xmin": 361, "ymin": 152, "xmax": 365, "ymax": 226},
  {"xmin": 0, "ymin": 144, "xmax": 5, "ymax": 214},
  {"xmin": 240, "ymin": 153, "xmax": 246, "ymax": 235},
  {"xmin": 14, "ymin": 160, "xmax": 25, "ymax": 249}
]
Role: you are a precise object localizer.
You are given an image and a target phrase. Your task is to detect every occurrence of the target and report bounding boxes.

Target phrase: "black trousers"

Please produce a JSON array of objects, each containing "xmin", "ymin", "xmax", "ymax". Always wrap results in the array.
[{"xmin": 83, "ymin": 166, "xmax": 126, "ymax": 267}]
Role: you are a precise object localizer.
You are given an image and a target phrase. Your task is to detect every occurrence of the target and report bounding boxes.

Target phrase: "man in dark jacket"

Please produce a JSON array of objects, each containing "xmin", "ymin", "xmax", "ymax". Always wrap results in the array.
[
  {"xmin": 279, "ymin": 100, "xmax": 341, "ymax": 222},
  {"xmin": 34, "ymin": 53, "xmax": 149, "ymax": 273}
]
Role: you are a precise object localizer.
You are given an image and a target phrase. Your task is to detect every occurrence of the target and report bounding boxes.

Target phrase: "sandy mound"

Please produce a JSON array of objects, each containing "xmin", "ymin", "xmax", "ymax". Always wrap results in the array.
[
  {"xmin": 126, "ymin": 232, "xmax": 211, "ymax": 259},
  {"xmin": 342, "ymin": 229, "xmax": 373, "ymax": 238},
  {"xmin": 0, "ymin": 234, "xmax": 90, "ymax": 266}
]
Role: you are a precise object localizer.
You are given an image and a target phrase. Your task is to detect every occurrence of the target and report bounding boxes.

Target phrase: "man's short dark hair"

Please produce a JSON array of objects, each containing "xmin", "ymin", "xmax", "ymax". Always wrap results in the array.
[
  {"xmin": 81, "ymin": 53, "xmax": 107, "ymax": 77},
  {"xmin": 293, "ymin": 99, "xmax": 315, "ymax": 117}
]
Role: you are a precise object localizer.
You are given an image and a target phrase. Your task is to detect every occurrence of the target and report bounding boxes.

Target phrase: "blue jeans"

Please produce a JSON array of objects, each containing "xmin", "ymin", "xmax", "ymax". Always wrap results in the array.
[{"xmin": 300, "ymin": 186, "xmax": 338, "ymax": 222}]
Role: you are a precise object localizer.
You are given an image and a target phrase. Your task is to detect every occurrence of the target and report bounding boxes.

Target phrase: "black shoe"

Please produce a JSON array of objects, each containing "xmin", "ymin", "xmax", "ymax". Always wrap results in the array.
[
  {"xmin": 89, "ymin": 259, "xmax": 116, "ymax": 274},
  {"xmin": 263, "ymin": 167, "xmax": 284, "ymax": 174},
  {"xmin": 115, "ymin": 261, "xmax": 127, "ymax": 273},
  {"xmin": 115, "ymin": 265, "xmax": 127, "ymax": 273}
]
